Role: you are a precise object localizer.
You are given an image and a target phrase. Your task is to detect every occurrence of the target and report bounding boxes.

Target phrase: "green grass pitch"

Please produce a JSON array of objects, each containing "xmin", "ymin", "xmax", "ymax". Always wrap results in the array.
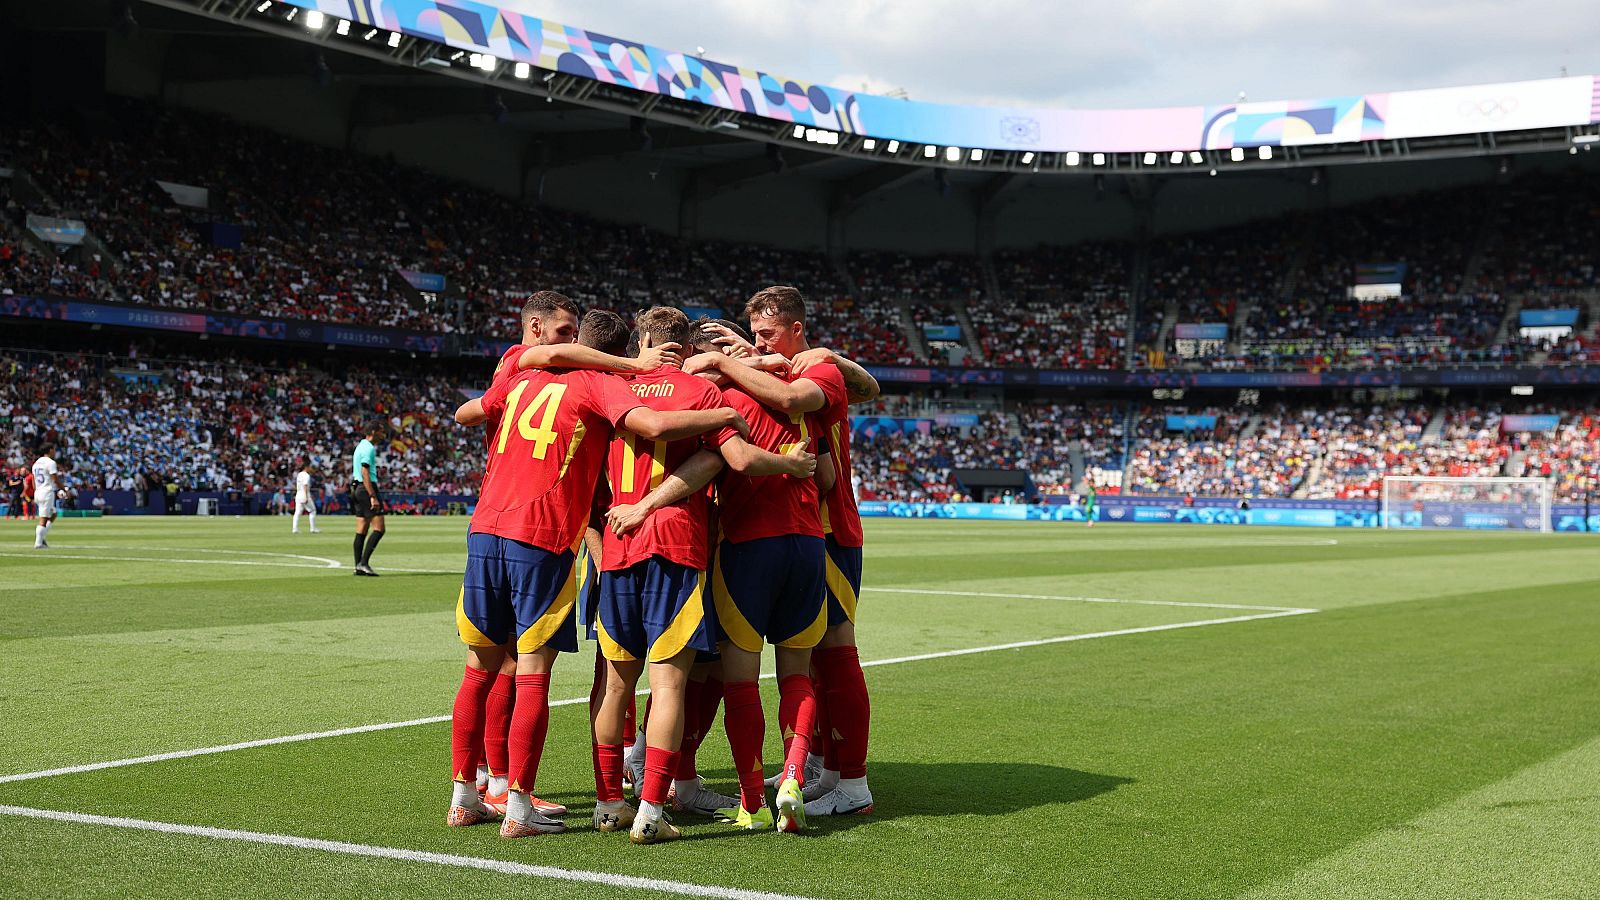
[{"xmin": 2, "ymin": 516, "xmax": 1598, "ymax": 899}]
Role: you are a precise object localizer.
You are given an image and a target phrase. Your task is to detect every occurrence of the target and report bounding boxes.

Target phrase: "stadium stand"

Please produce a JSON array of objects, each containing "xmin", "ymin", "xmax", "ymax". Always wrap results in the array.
[
  {"xmin": 1, "ymin": 346, "xmax": 483, "ymax": 500},
  {"xmin": 4, "ymin": 98, "xmax": 1598, "ymax": 377}
]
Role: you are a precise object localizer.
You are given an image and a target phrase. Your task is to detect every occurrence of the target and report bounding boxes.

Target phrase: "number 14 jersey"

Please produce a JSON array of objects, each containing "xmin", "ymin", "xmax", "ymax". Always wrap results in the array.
[{"xmin": 472, "ymin": 368, "xmax": 643, "ymax": 554}]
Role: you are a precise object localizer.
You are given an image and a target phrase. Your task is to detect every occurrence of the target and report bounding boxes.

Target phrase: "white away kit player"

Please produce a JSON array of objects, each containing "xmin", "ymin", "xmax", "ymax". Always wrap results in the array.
[
  {"xmin": 32, "ymin": 446, "xmax": 59, "ymax": 549},
  {"xmin": 292, "ymin": 458, "xmax": 320, "ymax": 534}
]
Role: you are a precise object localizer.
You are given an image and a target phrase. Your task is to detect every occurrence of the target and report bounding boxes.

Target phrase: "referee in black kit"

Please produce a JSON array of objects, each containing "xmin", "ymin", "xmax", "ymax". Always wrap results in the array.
[{"xmin": 350, "ymin": 422, "xmax": 387, "ymax": 576}]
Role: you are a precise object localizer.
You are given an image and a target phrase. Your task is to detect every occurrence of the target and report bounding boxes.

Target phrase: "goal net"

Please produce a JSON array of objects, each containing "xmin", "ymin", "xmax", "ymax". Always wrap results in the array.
[{"xmin": 1381, "ymin": 476, "xmax": 1553, "ymax": 532}]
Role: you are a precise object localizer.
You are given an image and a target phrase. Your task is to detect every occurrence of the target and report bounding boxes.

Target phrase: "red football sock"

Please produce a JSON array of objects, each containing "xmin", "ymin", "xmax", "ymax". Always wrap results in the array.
[
  {"xmin": 622, "ymin": 695, "xmax": 638, "ymax": 749},
  {"xmin": 812, "ymin": 669, "xmax": 837, "ymax": 771},
  {"xmin": 675, "ymin": 676, "xmax": 724, "ymax": 780},
  {"xmin": 450, "ymin": 666, "xmax": 494, "ymax": 782},
  {"xmin": 815, "ymin": 645, "xmax": 871, "ymax": 780},
  {"xmin": 722, "ymin": 680, "xmax": 765, "ymax": 812},
  {"xmin": 593, "ymin": 743, "xmax": 624, "ymax": 802},
  {"xmin": 483, "ymin": 673, "xmax": 515, "ymax": 779},
  {"xmin": 641, "ymin": 745, "xmax": 678, "ymax": 806},
  {"xmin": 507, "ymin": 673, "xmax": 551, "ymax": 795},
  {"xmin": 778, "ymin": 674, "xmax": 817, "ymax": 787}
]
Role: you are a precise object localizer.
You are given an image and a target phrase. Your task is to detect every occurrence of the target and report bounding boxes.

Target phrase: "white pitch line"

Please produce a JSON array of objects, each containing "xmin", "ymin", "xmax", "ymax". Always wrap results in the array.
[
  {"xmin": 856, "ymin": 609, "xmax": 1318, "ymax": 668},
  {"xmin": 0, "ymin": 552, "xmax": 337, "ymax": 570},
  {"xmin": 72, "ymin": 545, "xmax": 344, "ymax": 568},
  {"xmin": 865, "ymin": 587, "xmax": 1314, "ymax": 613},
  {"xmin": 0, "ymin": 805, "xmax": 819, "ymax": 900},
  {"xmin": 0, "ymin": 605, "xmax": 1316, "ymax": 786},
  {"xmin": 2, "ymin": 546, "xmax": 443, "ymax": 573}
]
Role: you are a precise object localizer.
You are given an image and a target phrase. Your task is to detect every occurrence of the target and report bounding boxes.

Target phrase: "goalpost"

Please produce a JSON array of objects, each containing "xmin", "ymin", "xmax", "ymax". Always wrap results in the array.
[{"xmin": 1381, "ymin": 476, "xmax": 1553, "ymax": 533}]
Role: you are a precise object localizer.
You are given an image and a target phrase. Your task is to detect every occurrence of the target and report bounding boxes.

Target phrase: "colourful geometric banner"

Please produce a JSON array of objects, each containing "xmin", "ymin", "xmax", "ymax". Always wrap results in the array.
[{"xmin": 279, "ymin": 2, "xmax": 1600, "ymax": 152}]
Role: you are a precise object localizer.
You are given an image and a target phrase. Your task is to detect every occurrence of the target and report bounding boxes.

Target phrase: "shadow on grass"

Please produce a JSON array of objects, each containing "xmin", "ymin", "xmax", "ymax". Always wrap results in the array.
[{"xmin": 655, "ymin": 761, "xmax": 1132, "ymax": 839}]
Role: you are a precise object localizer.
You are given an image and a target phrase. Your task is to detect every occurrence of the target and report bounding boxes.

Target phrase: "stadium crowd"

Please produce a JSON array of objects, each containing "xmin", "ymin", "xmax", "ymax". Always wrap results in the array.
[
  {"xmin": 0, "ymin": 347, "xmax": 483, "ymax": 501},
  {"xmin": 7, "ymin": 98, "xmax": 1595, "ymax": 376}
]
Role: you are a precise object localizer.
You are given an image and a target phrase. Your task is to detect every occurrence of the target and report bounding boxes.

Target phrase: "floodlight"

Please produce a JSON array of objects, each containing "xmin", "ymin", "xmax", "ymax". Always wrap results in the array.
[
  {"xmin": 970, "ymin": 148, "xmax": 983, "ymax": 161},
  {"xmin": 335, "ymin": 18, "xmax": 350, "ymax": 35},
  {"xmin": 513, "ymin": 62, "xmax": 530, "ymax": 79},
  {"xmin": 1258, "ymin": 146, "xmax": 1273, "ymax": 160},
  {"xmin": 1189, "ymin": 151, "xmax": 1203, "ymax": 164},
  {"xmin": 863, "ymin": 138, "xmax": 877, "ymax": 150},
  {"xmin": 1170, "ymin": 151, "xmax": 1183, "ymax": 164},
  {"xmin": 1065, "ymin": 151, "xmax": 1080, "ymax": 166},
  {"xmin": 387, "ymin": 31, "xmax": 401, "ymax": 47},
  {"xmin": 1143, "ymin": 152, "xmax": 1156, "ymax": 165},
  {"xmin": 255, "ymin": 1, "xmax": 271, "ymax": 11},
  {"xmin": 886, "ymin": 140, "xmax": 899, "ymax": 153},
  {"xmin": 1230, "ymin": 147, "xmax": 1244, "ymax": 162},
  {"xmin": 924, "ymin": 145, "xmax": 937, "ymax": 158},
  {"xmin": 793, "ymin": 124, "xmax": 805, "ymax": 138},
  {"xmin": 945, "ymin": 146, "xmax": 960, "ymax": 162},
  {"xmin": 1021, "ymin": 151, "xmax": 1034, "ymax": 165},
  {"xmin": 1092, "ymin": 153, "xmax": 1105, "ymax": 166}
]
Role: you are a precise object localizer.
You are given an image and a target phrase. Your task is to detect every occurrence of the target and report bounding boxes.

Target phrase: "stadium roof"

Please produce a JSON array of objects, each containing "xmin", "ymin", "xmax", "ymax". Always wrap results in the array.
[{"xmin": 129, "ymin": 0, "xmax": 1600, "ymax": 177}]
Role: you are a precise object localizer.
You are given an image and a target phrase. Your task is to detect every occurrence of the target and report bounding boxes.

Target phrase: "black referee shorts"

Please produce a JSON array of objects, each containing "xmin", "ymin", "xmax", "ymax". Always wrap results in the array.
[{"xmin": 350, "ymin": 483, "xmax": 382, "ymax": 518}]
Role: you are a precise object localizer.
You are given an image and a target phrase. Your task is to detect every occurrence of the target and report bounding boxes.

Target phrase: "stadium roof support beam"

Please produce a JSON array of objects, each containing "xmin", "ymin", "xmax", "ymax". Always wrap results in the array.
[
  {"xmin": 676, "ymin": 147, "xmax": 836, "ymax": 239},
  {"xmin": 974, "ymin": 174, "xmax": 1025, "ymax": 256},
  {"xmin": 522, "ymin": 128, "xmax": 750, "ymax": 172},
  {"xmin": 824, "ymin": 164, "xmax": 928, "ymax": 253}
]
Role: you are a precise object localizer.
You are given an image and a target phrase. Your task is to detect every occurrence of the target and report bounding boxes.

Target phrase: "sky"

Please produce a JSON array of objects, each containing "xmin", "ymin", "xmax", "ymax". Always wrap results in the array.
[{"xmin": 515, "ymin": 0, "xmax": 1600, "ymax": 110}]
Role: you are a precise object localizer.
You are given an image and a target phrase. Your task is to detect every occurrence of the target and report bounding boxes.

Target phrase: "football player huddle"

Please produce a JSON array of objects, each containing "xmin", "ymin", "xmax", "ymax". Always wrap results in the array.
[{"xmin": 446, "ymin": 287, "xmax": 878, "ymax": 845}]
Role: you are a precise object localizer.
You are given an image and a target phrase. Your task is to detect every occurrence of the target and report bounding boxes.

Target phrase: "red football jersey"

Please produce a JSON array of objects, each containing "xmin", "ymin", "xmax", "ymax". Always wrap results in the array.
[
  {"xmin": 489, "ymin": 344, "xmax": 528, "ymax": 390},
  {"xmin": 471, "ymin": 368, "xmax": 642, "ymax": 553},
  {"xmin": 715, "ymin": 385, "xmax": 821, "ymax": 544},
  {"xmin": 794, "ymin": 363, "xmax": 863, "ymax": 547},
  {"xmin": 602, "ymin": 366, "xmax": 731, "ymax": 572},
  {"xmin": 480, "ymin": 343, "xmax": 529, "ymax": 456}
]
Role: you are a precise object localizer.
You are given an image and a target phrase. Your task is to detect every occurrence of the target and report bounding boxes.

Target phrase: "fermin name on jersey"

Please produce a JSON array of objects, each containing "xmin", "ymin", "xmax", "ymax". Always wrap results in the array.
[{"xmin": 631, "ymin": 382, "xmax": 675, "ymax": 398}]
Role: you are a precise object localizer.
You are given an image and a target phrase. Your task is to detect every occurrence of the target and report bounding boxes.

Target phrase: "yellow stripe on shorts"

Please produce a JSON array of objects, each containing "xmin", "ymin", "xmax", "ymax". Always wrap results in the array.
[
  {"xmin": 455, "ymin": 585, "xmax": 497, "ymax": 648},
  {"xmin": 649, "ymin": 570, "xmax": 708, "ymax": 663},
  {"xmin": 516, "ymin": 557, "xmax": 578, "ymax": 654},
  {"xmin": 824, "ymin": 552, "xmax": 858, "ymax": 623},
  {"xmin": 712, "ymin": 550, "xmax": 762, "ymax": 653}
]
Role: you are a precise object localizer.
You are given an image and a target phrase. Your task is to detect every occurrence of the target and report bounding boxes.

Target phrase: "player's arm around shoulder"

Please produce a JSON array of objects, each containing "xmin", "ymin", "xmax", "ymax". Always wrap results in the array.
[
  {"xmin": 516, "ymin": 335, "xmax": 681, "ymax": 374},
  {"xmin": 791, "ymin": 348, "xmax": 880, "ymax": 405},
  {"xmin": 621, "ymin": 403, "xmax": 748, "ymax": 443},
  {"xmin": 455, "ymin": 397, "xmax": 487, "ymax": 426},
  {"xmin": 719, "ymin": 436, "xmax": 816, "ymax": 478},
  {"xmin": 684, "ymin": 350, "xmax": 825, "ymax": 415}
]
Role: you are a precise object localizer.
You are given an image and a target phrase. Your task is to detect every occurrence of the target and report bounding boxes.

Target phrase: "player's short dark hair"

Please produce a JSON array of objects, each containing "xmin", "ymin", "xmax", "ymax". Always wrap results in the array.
[
  {"xmin": 692, "ymin": 317, "xmax": 753, "ymax": 354},
  {"xmin": 744, "ymin": 285, "xmax": 806, "ymax": 326},
  {"xmin": 578, "ymin": 309, "xmax": 630, "ymax": 356},
  {"xmin": 365, "ymin": 421, "xmax": 385, "ymax": 438},
  {"xmin": 635, "ymin": 306, "xmax": 697, "ymax": 351},
  {"xmin": 520, "ymin": 291, "xmax": 579, "ymax": 328}
]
